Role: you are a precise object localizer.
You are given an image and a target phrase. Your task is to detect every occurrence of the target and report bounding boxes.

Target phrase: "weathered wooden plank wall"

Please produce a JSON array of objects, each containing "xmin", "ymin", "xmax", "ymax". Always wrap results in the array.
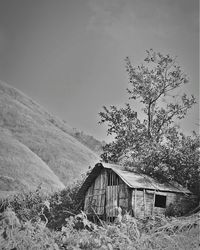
[
  {"xmin": 84, "ymin": 168, "xmax": 193, "ymax": 219},
  {"xmin": 118, "ymin": 178, "xmax": 129, "ymax": 212},
  {"xmin": 106, "ymin": 170, "xmax": 120, "ymax": 217},
  {"xmin": 145, "ymin": 191, "xmax": 154, "ymax": 216},
  {"xmin": 106, "ymin": 186, "xmax": 118, "ymax": 216},
  {"xmin": 166, "ymin": 193, "xmax": 177, "ymax": 206},
  {"xmin": 84, "ymin": 169, "xmax": 131, "ymax": 217},
  {"xmin": 84, "ymin": 169, "xmax": 106, "ymax": 215},
  {"xmin": 131, "ymin": 189, "xmax": 185, "ymax": 218},
  {"xmin": 134, "ymin": 190, "xmax": 145, "ymax": 218}
]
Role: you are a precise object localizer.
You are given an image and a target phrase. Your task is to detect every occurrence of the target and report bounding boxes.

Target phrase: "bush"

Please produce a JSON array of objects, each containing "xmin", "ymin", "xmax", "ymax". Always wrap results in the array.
[
  {"xmin": 165, "ymin": 196, "xmax": 198, "ymax": 217},
  {"xmin": 0, "ymin": 205, "xmax": 199, "ymax": 249},
  {"xmin": 0, "ymin": 187, "xmax": 46, "ymax": 222},
  {"xmin": 46, "ymin": 180, "xmax": 83, "ymax": 229},
  {"xmin": 0, "ymin": 207, "xmax": 60, "ymax": 250},
  {"xmin": 0, "ymin": 179, "xmax": 84, "ymax": 230}
]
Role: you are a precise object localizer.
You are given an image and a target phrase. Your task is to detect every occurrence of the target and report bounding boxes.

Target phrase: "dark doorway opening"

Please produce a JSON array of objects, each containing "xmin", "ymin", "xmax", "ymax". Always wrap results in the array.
[{"xmin": 155, "ymin": 195, "xmax": 166, "ymax": 208}]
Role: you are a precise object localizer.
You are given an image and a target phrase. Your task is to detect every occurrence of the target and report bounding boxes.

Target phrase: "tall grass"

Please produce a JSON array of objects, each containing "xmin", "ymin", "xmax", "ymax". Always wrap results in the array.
[{"xmin": 0, "ymin": 188, "xmax": 199, "ymax": 250}]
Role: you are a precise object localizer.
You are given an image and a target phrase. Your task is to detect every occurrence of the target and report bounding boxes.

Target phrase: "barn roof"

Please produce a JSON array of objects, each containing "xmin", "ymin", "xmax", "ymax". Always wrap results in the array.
[{"xmin": 77, "ymin": 162, "xmax": 191, "ymax": 199}]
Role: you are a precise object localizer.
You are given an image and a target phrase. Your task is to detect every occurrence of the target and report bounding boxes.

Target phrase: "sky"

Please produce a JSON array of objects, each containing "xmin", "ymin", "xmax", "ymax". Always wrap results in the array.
[{"xmin": 0, "ymin": 0, "xmax": 199, "ymax": 141}]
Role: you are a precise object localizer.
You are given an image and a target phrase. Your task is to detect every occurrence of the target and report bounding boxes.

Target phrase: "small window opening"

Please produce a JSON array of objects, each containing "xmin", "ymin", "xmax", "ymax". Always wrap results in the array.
[
  {"xmin": 154, "ymin": 195, "xmax": 166, "ymax": 208},
  {"xmin": 107, "ymin": 172, "xmax": 119, "ymax": 186}
]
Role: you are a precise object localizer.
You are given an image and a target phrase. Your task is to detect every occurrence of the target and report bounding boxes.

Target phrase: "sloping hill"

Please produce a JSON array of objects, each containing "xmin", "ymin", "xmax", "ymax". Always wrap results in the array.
[
  {"xmin": 0, "ymin": 80, "xmax": 100, "ymax": 195},
  {"xmin": 71, "ymin": 129, "xmax": 105, "ymax": 155},
  {"xmin": 0, "ymin": 128, "xmax": 65, "ymax": 197}
]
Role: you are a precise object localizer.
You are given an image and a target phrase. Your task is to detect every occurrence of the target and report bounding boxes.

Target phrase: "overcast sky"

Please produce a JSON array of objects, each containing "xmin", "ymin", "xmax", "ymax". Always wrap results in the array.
[{"xmin": 0, "ymin": 0, "xmax": 199, "ymax": 141}]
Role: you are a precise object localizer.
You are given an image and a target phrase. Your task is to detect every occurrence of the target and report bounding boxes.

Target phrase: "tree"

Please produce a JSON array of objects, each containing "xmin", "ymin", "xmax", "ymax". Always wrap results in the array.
[{"xmin": 99, "ymin": 49, "xmax": 199, "ymax": 194}]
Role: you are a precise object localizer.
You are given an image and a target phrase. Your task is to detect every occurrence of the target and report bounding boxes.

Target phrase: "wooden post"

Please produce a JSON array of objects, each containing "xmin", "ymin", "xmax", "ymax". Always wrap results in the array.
[
  {"xmin": 104, "ymin": 171, "xmax": 106, "ymax": 221},
  {"xmin": 152, "ymin": 190, "xmax": 156, "ymax": 216},
  {"xmin": 100, "ymin": 172, "xmax": 102, "ymax": 215},
  {"xmin": 131, "ymin": 190, "xmax": 134, "ymax": 216},
  {"xmin": 105, "ymin": 170, "xmax": 108, "ymax": 222},
  {"xmin": 108, "ymin": 171, "xmax": 110, "ymax": 220},
  {"xmin": 111, "ymin": 170, "xmax": 114, "ymax": 217},
  {"xmin": 143, "ymin": 189, "xmax": 146, "ymax": 217},
  {"xmin": 117, "ymin": 175, "xmax": 119, "ymax": 207},
  {"xmin": 134, "ymin": 189, "xmax": 137, "ymax": 217}
]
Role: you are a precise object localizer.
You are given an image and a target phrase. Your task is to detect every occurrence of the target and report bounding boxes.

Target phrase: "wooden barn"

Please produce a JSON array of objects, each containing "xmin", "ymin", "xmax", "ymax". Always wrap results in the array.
[{"xmin": 78, "ymin": 163, "xmax": 195, "ymax": 219}]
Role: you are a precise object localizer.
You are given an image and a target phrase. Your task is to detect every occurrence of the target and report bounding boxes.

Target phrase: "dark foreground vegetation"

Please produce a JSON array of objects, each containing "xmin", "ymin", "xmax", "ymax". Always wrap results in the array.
[{"xmin": 0, "ymin": 184, "xmax": 199, "ymax": 250}]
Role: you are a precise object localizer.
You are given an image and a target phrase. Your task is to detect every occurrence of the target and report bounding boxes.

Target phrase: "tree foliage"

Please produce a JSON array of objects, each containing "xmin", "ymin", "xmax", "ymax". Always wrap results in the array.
[{"xmin": 99, "ymin": 50, "xmax": 199, "ymax": 194}]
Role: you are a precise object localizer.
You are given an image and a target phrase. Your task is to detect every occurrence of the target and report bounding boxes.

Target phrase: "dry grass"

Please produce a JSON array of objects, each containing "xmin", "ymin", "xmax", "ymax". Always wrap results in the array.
[
  {"xmin": 0, "ymin": 206, "xmax": 199, "ymax": 250},
  {"xmin": 0, "ymin": 80, "xmax": 100, "ymax": 194},
  {"xmin": 137, "ymin": 214, "xmax": 200, "ymax": 250},
  {"xmin": 0, "ymin": 128, "xmax": 65, "ymax": 194}
]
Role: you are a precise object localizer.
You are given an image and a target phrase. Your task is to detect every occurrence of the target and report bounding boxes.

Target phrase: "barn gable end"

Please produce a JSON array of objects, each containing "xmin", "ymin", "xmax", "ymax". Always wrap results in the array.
[{"xmin": 83, "ymin": 168, "xmax": 132, "ymax": 218}]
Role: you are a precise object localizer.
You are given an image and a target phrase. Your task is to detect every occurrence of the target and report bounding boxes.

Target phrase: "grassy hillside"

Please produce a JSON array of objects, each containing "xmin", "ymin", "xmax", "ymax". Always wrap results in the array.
[
  {"xmin": 0, "ymin": 128, "xmax": 65, "ymax": 197},
  {"xmin": 72, "ymin": 129, "xmax": 105, "ymax": 154},
  {"xmin": 0, "ymin": 80, "xmax": 100, "ymax": 195}
]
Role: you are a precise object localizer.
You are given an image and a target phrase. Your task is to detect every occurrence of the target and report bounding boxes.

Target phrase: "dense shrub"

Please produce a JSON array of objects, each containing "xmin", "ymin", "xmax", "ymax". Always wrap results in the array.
[
  {"xmin": 0, "ymin": 178, "xmax": 84, "ymax": 230},
  {"xmin": 0, "ymin": 187, "xmax": 46, "ymax": 222},
  {"xmin": 0, "ymin": 207, "xmax": 60, "ymax": 250},
  {"xmin": 46, "ymin": 180, "xmax": 84, "ymax": 229},
  {"xmin": 165, "ymin": 196, "xmax": 198, "ymax": 217}
]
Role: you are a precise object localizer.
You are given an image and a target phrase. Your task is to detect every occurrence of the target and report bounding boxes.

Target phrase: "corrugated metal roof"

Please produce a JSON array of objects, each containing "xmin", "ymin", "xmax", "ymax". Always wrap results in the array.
[
  {"xmin": 103, "ymin": 163, "xmax": 191, "ymax": 193},
  {"xmin": 77, "ymin": 162, "xmax": 191, "ymax": 199}
]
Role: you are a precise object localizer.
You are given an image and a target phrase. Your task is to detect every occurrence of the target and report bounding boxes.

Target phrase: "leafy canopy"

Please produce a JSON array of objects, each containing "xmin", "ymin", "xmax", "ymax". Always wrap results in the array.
[{"xmin": 99, "ymin": 50, "xmax": 199, "ymax": 194}]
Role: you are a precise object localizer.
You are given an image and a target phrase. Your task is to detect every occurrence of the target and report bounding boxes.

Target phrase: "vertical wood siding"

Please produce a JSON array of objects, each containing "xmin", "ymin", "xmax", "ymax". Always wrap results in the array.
[
  {"xmin": 84, "ymin": 169, "xmax": 106, "ymax": 215},
  {"xmin": 106, "ymin": 170, "xmax": 118, "ymax": 217},
  {"xmin": 106, "ymin": 186, "xmax": 118, "ymax": 216},
  {"xmin": 106, "ymin": 170, "xmax": 131, "ymax": 217},
  {"xmin": 118, "ymin": 178, "xmax": 130, "ymax": 213},
  {"xmin": 84, "ymin": 169, "xmax": 131, "ymax": 217},
  {"xmin": 84, "ymin": 169, "xmax": 192, "ymax": 219}
]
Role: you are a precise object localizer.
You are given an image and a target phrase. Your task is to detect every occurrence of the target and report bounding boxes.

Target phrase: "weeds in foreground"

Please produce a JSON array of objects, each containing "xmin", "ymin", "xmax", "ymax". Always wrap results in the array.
[
  {"xmin": 0, "ymin": 187, "xmax": 199, "ymax": 249},
  {"xmin": 0, "ymin": 206, "xmax": 199, "ymax": 250}
]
